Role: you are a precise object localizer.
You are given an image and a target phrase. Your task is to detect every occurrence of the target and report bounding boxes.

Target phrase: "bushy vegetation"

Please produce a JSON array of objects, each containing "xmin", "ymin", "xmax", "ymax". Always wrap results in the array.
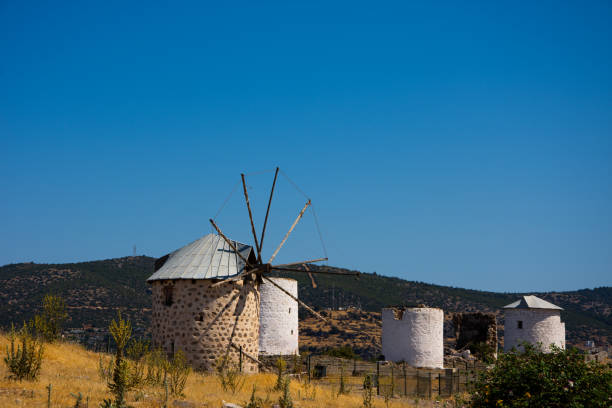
[
  {"xmin": 30, "ymin": 294, "xmax": 68, "ymax": 342},
  {"xmin": 274, "ymin": 357, "xmax": 287, "ymax": 391},
  {"xmin": 323, "ymin": 345, "xmax": 359, "ymax": 360},
  {"xmin": 106, "ymin": 311, "xmax": 133, "ymax": 407},
  {"xmin": 278, "ymin": 376, "xmax": 294, "ymax": 408},
  {"xmin": 361, "ymin": 374, "xmax": 373, "ymax": 408},
  {"xmin": 245, "ymin": 385, "xmax": 264, "ymax": 408},
  {"xmin": 470, "ymin": 343, "xmax": 612, "ymax": 408},
  {"xmin": 3, "ymin": 322, "xmax": 44, "ymax": 381},
  {"xmin": 215, "ymin": 354, "xmax": 245, "ymax": 395},
  {"xmin": 99, "ymin": 313, "xmax": 190, "ymax": 407},
  {"xmin": 2, "ymin": 294, "xmax": 69, "ymax": 382}
]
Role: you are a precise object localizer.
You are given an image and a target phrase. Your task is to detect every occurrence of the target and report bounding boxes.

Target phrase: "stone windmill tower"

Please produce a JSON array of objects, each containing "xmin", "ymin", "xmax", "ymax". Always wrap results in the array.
[
  {"xmin": 259, "ymin": 277, "xmax": 299, "ymax": 356},
  {"xmin": 148, "ymin": 234, "xmax": 260, "ymax": 372},
  {"xmin": 503, "ymin": 295, "xmax": 565, "ymax": 352},
  {"xmin": 148, "ymin": 168, "xmax": 356, "ymax": 372},
  {"xmin": 381, "ymin": 306, "xmax": 444, "ymax": 368}
]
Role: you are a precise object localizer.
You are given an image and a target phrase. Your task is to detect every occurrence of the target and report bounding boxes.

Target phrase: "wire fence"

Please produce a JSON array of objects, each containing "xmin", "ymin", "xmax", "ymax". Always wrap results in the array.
[{"xmin": 300, "ymin": 355, "xmax": 488, "ymax": 398}]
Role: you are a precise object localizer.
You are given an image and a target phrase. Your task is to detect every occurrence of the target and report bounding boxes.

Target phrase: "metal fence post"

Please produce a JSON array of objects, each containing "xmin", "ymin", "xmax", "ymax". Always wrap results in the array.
[
  {"xmin": 307, "ymin": 354, "xmax": 311, "ymax": 382},
  {"xmin": 403, "ymin": 362, "xmax": 407, "ymax": 397},
  {"xmin": 376, "ymin": 361, "xmax": 380, "ymax": 396},
  {"xmin": 416, "ymin": 369, "xmax": 420, "ymax": 397},
  {"xmin": 391, "ymin": 365, "xmax": 394, "ymax": 397},
  {"xmin": 239, "ymin": 345, "xmax": 243, "ymax": 372},
  {"xmin": 438, "ymin": 373, "xmax": 442, "ymax": 397},
  {"xmin": 428, "ymin": 372, "xmax": 432, "ymax": 399}
]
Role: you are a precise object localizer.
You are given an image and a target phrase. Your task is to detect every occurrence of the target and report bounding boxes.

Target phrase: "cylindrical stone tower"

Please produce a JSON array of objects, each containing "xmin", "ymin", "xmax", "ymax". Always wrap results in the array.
[
  {"xmin": 147, "ymin": 233, "xmax": 261, "ymax": 373},
  {"xmin": 503, "ymin": 295, "xmax": 565, "ymax": 352},
  {"xmin": 381, "ymin": 306, "xmax": 444, "ymax": 368},
  {"xmin": 259, "ymin": 277, "xmax": 299, "ymax": 356}
]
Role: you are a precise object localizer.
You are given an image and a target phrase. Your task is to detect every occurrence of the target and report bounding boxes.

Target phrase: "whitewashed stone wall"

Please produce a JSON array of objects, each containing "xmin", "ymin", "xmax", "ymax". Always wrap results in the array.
[
  {"xmin": 150, "ymin": 279, "xmax": 260, "ymax": 373},
  {"xmin": 259, "ymin": 277, "xmax": 299, "ymax": 356},
  {"xmin": 382, "ymin": 307, "xmax": 444, "ymax": 368},
  {"xmin": 504, "ymin": 309, "xmax": 565, "ymax": 352}
]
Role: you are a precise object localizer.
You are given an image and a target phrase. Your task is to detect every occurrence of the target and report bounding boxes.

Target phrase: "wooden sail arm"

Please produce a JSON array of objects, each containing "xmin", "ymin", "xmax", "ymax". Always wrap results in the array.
[
  {"xmin": 262, "ymin": 275, "xmax": 329, "ymax": 323},
  {"xmin": 209, "ymin": 218, "xmax": 252, "ymax": 268},
  {"xmin": 267, "ymin": 199, "xmax": 311, "ymax": 263},
  {"xmin": 241, "ymin": 173, "xmax": 261, "ymax": 260}
]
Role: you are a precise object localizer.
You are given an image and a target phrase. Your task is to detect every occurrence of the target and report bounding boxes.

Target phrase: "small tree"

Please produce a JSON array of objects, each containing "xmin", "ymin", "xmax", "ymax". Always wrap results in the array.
[
  {"xmin": 245, "ymin": 385, "xmax": 263, "ymax": 408},
  {"xmin": 470, "ymin": 343, "xmax": 612, "ymax": 408},
  {"xmin": 167, "ymin": 350, "xmax": 190, "ymax": 397},
  {"xmin": 278, "ymin": 376, "xmax": 293, "ymax": 408},
  {"xmin": 215, "ymin": 355, "xmax": 245, "ymax": 395},
  {"xmin": 107, "ymin": 311, "xmax": 132, "ymax": 408},
  {"xmin": 31, "ymin": 294, "xmax": 68, "ymax": 342},
  {"xmin": 274, "ymin": 357, "xmax": 287, "ymax": 391},
  {"xmin": 362, "ymin": 375, "xmax": 373, "ymax": 408},
  {"xmin": 4, "ymin": 323, "xmax": 44, "ymax": 381}
]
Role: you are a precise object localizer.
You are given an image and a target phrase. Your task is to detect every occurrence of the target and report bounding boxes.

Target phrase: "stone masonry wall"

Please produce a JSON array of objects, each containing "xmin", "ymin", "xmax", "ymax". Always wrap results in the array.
[
  {"xmin": 150, "ymin": 279, "xmax": 260, "ymax": 373},
  {"xmin": 453, "ymin": 312, "xmax": 498, "ymax": 356}
]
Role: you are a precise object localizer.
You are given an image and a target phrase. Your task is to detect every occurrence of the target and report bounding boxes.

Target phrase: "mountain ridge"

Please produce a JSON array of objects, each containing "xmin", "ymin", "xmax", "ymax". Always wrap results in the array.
[{"xmin": 1, "ymin": 256, "xmax": 609, "ymax": 353}]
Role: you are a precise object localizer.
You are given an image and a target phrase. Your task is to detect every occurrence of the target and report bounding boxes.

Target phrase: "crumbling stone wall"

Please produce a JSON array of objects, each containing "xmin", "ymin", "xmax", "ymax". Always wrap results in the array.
[
  {"xmin": 150, "ymin": 278, "xmax": 260, "ymax": 373},
  {"xmin": 453, "ymin": 312, "xmax": 498, "ymax": 357}
]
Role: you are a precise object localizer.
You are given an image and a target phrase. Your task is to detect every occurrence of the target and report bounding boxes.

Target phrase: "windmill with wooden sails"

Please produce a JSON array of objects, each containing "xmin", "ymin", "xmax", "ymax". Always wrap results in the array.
[{"xmin": 147, "ymin": 167, "xmax": 358, "ymax": 372}]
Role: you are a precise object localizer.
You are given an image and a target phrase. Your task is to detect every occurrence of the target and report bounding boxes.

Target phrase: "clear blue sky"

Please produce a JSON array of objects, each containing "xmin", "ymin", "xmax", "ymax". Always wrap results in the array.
[{"xmin": 1, "ymin": 1, "xmax": 611, "ymax": 292}]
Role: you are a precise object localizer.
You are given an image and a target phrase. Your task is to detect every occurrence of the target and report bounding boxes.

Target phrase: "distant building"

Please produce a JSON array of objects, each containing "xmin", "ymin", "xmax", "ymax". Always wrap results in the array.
[{"xmin": 503, "ymin": 295, "xmax": 565, "ymax": 352}]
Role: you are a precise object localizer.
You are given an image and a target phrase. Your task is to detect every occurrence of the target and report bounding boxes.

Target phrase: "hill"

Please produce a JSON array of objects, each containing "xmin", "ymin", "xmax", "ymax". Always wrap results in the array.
[{"xmin": 0, "ymin": 257, "xmax": 610, "ymax": 357}]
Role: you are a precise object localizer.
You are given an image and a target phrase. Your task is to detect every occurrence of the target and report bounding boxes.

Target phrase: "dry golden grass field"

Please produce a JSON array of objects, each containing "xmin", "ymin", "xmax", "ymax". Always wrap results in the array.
[{"xmin": 0, "ymin": 334, "xmax": 461, "ymax": 408}]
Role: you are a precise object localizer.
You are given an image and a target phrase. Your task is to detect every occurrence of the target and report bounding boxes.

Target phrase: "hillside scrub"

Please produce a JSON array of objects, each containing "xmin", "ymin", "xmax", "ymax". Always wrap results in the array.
[
  {"xmin": 3, "ymin": 323, "xmax": 44, "ymax": 381},
  {"xmin": 470, "ymin": 343, "xmax": 612, "ymax": 408}
]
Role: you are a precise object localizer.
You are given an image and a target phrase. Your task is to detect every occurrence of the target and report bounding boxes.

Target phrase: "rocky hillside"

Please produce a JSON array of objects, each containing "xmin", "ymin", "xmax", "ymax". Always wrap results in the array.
[{"xmin": 0, "ymin": 257, "xmax": 610, "ymax": 357}]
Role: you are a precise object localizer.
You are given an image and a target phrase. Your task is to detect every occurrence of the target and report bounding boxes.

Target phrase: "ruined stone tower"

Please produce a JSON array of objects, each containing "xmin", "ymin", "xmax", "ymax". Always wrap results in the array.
[
  {"xmin": 382, "ymin": 306, "xmax": 444, "ymax": 368},
  {"xmin": 147, "ymin": 233, "xmax": 260, "ymax": 373}
]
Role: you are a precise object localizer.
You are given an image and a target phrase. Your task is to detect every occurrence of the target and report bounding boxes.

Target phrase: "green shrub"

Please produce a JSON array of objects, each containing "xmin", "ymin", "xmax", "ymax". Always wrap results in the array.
[
  {"xmin": 4, "ymin": 323, "xmax": 44, "ymax": 381},
  {"xmin": 216, "ymin": 355, "xmax": 245, "ymax": 395},
  {"xmin": 107, "ymin": 311, "xmax": 132, "ymax": 408},
  {"xmin": 167, "ymin": 350, "xmax": 190, "ymax": 397},
  {"xmin": 323, "ymin": 345, "xmax": 358, "ymax": 360},
  {"xmin": 125, "ymin": 339, "xmax": 150, "ymax": 390},
  {"xmin": 274, "ymin": 357, "xmax": 287, "ymax": 391},
  {"xmin": 362, "ymin": 374, "xmax": 373, "ymax": 408},
  {"xmin": 245, "ymin": 385, "xmax": 263, "ymax": 408},
  {"xmin": 470, "ymin": 341, "xmax": 496, "ymax": 364},
  {"xmin": 470, "ymin": 343, "xmax": 612, "ymax": 408},
  {"xmin": 144, "ymin": 347, "xmax": 168, "ymax": 386},
  {"xmin": 30, "ymin": 294, "xmax": 68, "ymax": 342},
  {"xmin": 278, "ymin": 376, "xmax": 293, "ymax": 408}
]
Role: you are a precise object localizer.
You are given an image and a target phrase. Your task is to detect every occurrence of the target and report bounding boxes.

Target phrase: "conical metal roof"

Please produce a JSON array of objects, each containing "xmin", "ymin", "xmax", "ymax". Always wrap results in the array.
[
  {"xmin": 147, "ymin": 233, "xmax": 254, "ymax": 281},
  {"xmin": 503, "ymin": 295, "xmax": 563, "ymax": 310}
]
